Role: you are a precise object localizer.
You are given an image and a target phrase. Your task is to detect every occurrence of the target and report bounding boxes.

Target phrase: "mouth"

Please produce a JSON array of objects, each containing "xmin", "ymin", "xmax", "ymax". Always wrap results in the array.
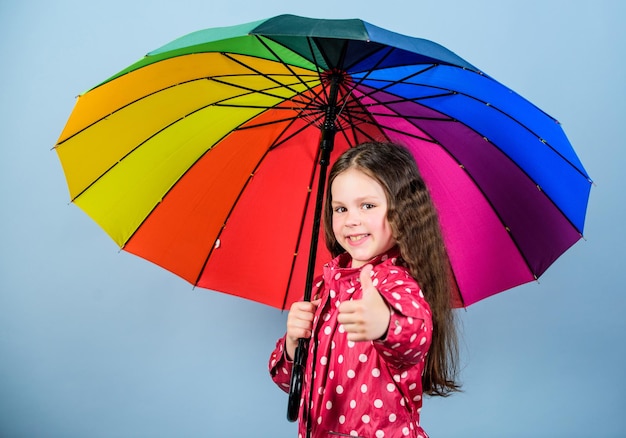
[{"xmin": 347, "ymin": 234, "xmax": 369, "ymax": 243}]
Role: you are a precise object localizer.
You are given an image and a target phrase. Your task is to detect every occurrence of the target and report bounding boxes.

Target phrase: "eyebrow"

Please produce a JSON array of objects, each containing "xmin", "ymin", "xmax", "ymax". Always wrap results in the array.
[{"xmin": 331, "ymin": 195, "xmax": 382, "ymax": 205}]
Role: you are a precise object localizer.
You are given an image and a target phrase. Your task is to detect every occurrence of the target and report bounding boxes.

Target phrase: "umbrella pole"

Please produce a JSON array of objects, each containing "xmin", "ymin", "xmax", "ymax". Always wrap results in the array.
[{"xmin": 287, "ymin": 74, "xmax": 341, "ymax": 427}]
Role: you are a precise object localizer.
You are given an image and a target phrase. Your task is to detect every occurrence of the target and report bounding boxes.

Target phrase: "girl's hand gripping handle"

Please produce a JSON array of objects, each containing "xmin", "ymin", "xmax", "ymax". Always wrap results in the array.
[
  {"xmin": 287, "ymin": 338, "xmax": 308, "ymax": 422},
  {"xmin": 285, "ymin": 299, "xmax": 320, "ymax": 422}
]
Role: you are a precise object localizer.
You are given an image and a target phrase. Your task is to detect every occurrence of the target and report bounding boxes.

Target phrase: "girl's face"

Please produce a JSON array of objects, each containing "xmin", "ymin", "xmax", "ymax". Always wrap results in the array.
[{"xmin": 330, "ymin": 168, "xmax": 396, "ymax": 268}]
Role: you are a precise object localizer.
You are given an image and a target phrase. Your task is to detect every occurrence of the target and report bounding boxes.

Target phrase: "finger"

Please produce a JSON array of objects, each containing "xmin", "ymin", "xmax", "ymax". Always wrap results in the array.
[
  {"xmin": 346, "ymin": 332, "xmax": 366, "ymax": 342},
  {"xmin": 337, "ymin": 311, "xmax": 354, "ymax": 325},
  {"xmin": 290, "ymin": 301, "xmax": 318, "ymax": 318},
  {"xmin": 287, "ymin": 317, "xmax": 315, "ymax": 341},
  {"xmin": 290, "ymin": 326, "xmax": 313, "ymax": 338},
  {"xmin": 337, "ymin": 300, "xmax": 357, "ymax": 315},
  {"xmin": 359, "ymin": 264, "xmax": 375, "ymax": 297}
]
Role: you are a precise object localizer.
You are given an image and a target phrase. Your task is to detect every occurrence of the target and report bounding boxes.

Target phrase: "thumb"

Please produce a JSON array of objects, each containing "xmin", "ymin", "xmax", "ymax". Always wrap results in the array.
[{"xmin": 359, "ymin": 264, "xmax": 376, "ymax": 298}]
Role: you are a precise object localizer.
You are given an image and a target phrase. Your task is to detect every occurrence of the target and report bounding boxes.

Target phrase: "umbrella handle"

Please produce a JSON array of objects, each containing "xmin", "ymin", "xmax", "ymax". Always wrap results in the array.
[
  {"xmin": 287, "ymin": 337, "xmax": 309, "ymax": 422},
  {"xmin": 286, "ymin": 73, "xmax": 339, "ymax": 425}
]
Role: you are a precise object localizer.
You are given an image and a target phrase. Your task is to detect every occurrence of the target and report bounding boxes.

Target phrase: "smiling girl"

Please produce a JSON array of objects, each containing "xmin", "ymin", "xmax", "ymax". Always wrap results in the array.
[{"xmin": 269, "ymin": 141, "xmax": 460, "ymax": 438}]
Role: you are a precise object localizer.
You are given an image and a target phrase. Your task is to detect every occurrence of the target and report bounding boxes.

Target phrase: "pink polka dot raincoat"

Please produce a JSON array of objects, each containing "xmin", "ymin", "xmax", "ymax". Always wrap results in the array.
[{"xmin": 269, "ymin": 248, "xmax": 433, "ymax": 438}]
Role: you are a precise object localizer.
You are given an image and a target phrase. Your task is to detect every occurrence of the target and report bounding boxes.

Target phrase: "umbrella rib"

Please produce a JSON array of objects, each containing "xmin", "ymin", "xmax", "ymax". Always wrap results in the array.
[
  {"xmin": 330, "ymin": 45, "xmax": 399, "ymax": 118},
  {"xmin": 117, "ymin": 107, "xmax": 307, "ymax": 252},
  {"xmin": 280, "ymin": 140, "xmax": 324, "ymax": 310},
  {"xmin": 67, "ymin": 114, "xmax": 189, "ymax": 203},
  {"xmin": 360, "ymin": 67, "xmax": 590, "ymax": 182},
  {"xmin": 191, "ymin": 145, "xmax": 281, "ymax": 287},
  {"xmin": 54, "ymin": 76, "xmax": 301, "ymax": 147},
  {"xmin": 338, "ymin": 98, "xmax": 454, "ymax": 123},
  {"xmin": 221, "ymin": 51, "xmax": 315, "ymax": 97},
  {"xmin": 310, "ymin": 35, "xmax": 349, "ymax": 73},
  {"xmin": 244, "ymin": 35, "xmax": 340, "ymax": 125},
  {"xmin": 210, "ymin": 75, "xmax": 316, "ymax": 107},
  {"xmin": 235, "ymin": 113, "xmax": 324, "ymax": 141},
  {"xmin": 351, "ymin": 64, "xmax": 439, "ymax": 99},
  {"xmin": 331, "ymin": 50, "xmax": 468, "ymax": 306},
  {"xmin": 355, "ymin": 111, "xmax": 452, "ymax": 122},
  {"xmin": 252, "ymin": 35, "xmax": 323, "ymax": 97},
  {"xmin": 305, "ymin": 37, "xmax": 340, "ymax": 119},
  {"xmin": 351, "ymin": 85, "xmax": 557, "ymax": 278},
  {"xmin": 348, "ymin": 75, "xmax": 590, "ymax": 227},
  {"xmin": 269, "ymin": 115, "xmax": 323, "ymax": 150},
  {"xmin": 338, "ymin": 110, "xmax": 439, "ymax": 143},
  {"xmin": 54, "ymin": 83, "xmax": 185, "ymax": 146},
  {"xmin": 190, "ymin": 110, "xmax": 320, "ymax": 285},
  {"xmin": 341, "ymin": 69, "xmax": 463, "ymax": 117},
  {"xmin": 356, "ymin": 91, "xmax": 457, "ymax": 106},
  {"xmin": 333, "ymin": 90, "xmax": 444, "ymax": 143},
  {"xmin": 338, "ymin": 120, "xmax": 387, "ymax": 147},
  {"xmin": 252, "ymin": 34, "xmax": 347, "ymax": 304},
  {"xmin": 64, "ymin": 74, "xmax": 326, "ymax": 203},
  {"xmin": 305, "ymin": 35, "xmax": 352, "ymax": 106},
  {"xmin": 334, "ymin": 85, "xmax": 390, "ymax": 146},
  {"xmin": 209, "ymin": 82, "xmax": 322, "ymax": 119},
  {"xmin": 65, "ymin": 88, "xmax": 291, "ymax": 203},
  {"xmin": 159, "ymin": 48, "xmax": 322, "ymax": 115},
  {"xmin": 233, "ymin": 114, "xmax": 303, "ymax": 130},
  {"xmin": 329, "ymin": 53, "xmax": 445, "ymax": 138},
  {"xmin": 344, "ymin": 42, "xmax": 397, "ymax": 73},
  {"xmin": 193, "ymin": 116, "xmax": 323, "ymax": 295},
  {"xmin": 220, "ymin": 45, "xmax": 334, "ymax": 127},
  {"xmin": 378, "ymin": 103, "xmax": 558, "ymax": 277}
]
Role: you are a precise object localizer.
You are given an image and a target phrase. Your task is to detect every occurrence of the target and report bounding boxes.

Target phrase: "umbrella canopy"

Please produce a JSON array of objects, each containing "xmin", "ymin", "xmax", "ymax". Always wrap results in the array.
[{"xmin": 55, "ymin": 14, "xmax": 592, "ymax": 310}]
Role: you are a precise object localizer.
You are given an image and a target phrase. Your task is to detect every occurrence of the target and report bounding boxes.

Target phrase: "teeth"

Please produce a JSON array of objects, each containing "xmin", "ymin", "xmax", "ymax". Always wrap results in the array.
[{"xmin": 349, "ymin": 234, "xmax": 367, "ymax": 242}]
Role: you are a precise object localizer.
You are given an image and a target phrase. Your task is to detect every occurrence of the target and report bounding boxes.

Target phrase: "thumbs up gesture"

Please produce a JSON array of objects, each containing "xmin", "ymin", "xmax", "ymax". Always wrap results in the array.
[{"xmin": 338, "ymin": 265, "xmax": 391, "ymax": 342}]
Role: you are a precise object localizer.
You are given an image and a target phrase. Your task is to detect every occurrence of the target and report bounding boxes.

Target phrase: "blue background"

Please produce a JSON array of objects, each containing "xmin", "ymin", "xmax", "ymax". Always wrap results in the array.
[{"xmin": 1, "ymin": 1, "xmax": 624, "ymax": 436}]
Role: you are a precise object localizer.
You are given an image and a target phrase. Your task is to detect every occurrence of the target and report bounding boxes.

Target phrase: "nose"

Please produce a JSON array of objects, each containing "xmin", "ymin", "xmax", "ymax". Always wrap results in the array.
[{"xmin": 345, "ymin": 208, "xmax": 360, "ymax": 226}]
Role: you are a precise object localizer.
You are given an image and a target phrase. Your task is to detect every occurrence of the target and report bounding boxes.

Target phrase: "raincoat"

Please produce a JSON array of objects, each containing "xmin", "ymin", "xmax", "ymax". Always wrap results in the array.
[{"xmin": 269, "ymin": 248, "xmax": 433, "ymax": 438}]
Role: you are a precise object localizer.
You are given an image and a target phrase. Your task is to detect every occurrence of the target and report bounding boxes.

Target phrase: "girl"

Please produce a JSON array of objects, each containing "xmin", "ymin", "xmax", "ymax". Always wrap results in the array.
[{"xmin": 269, "ymin": 141, "xmax": 460, "ymax": 438}]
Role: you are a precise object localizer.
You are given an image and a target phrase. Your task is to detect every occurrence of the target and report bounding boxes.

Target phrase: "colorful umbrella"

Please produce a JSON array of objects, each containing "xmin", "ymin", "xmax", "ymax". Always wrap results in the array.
[
  {"xmin": 54, "ymin": 15, "xmax": 591, "ymax": 409},
  {"xmin": 55, "ymin": 14, "xmax": 591, "ymax": 310}
]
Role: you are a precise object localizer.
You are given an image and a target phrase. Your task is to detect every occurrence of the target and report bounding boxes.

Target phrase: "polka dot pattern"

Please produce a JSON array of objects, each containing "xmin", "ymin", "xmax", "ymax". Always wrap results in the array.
[{"xmin": 269, "ymin": 249, "xmax": 432, "ymax": 438}]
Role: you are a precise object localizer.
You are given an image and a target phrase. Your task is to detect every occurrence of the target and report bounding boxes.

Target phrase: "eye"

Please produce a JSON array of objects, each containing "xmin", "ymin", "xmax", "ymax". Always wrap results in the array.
[
  {"xmin": 334, "ymin": 206, "xmax": 347, "ymax": 213},
  {"xmin": 362, "ymin": 203, "xmax": 376, "ymax": 210}
]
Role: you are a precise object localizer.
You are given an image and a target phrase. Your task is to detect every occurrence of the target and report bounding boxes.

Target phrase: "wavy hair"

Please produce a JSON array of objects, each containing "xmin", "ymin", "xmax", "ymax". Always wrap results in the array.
[{"xmin": 322, "ymin": 141, "xmax": 460, "ymax": 396}]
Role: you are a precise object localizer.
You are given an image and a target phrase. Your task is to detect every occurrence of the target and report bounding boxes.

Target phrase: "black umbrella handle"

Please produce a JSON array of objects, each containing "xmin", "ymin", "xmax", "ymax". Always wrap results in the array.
[
  {"xmin": 286, "ymin": 337, "xmax": 309, "ymax": 422},
  {"xmin": 286, "ymin": 72, "xmax": 340, "ymax": 426}
]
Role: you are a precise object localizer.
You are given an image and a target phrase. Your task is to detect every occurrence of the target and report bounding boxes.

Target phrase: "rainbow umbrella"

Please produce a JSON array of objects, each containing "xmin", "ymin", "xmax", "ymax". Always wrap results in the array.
[{"xmin": 55, "ymin": 13, "xmax": 591, "ymax": 337}]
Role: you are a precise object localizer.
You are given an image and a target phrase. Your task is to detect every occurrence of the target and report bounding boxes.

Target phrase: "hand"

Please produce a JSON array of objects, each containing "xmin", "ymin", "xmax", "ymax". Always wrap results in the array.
[
  {"xmin": 337, "ymin": 265, "xmax": 391, "ymax": 342},
  {"xmin": 285, "ymin": 299, "xmax": 321, "ymax": 360}
]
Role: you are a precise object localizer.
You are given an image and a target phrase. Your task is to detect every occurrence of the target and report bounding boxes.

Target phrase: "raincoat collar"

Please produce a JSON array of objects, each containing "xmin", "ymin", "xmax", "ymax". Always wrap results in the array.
[{"xmin": 325, "ymin": 246, "xmax": 403, "ymax": 275}]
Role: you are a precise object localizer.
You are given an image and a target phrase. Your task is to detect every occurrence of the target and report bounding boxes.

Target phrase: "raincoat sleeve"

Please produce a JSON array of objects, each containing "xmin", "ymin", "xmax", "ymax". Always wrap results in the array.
[
  {"xmin": 269, "ymin": 336, "xmax": 293, "ymax": 393},
  {"xmin": 371, "ymin": 266, "xmax": 433, "ymax": 371},
  {"xmin": 269, "ymin": 277, "xmax": 325, "ymax": 392}
]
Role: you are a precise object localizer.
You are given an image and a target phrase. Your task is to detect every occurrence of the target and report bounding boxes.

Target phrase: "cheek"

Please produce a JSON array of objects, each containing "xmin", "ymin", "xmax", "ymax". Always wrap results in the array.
[
  {"xmin": 379, "ymin": 217, "xmax": 395, "ymax": 240},
  {"xmin": 331, "ymin": 215, "xmax": 342, "ymax": 238}
]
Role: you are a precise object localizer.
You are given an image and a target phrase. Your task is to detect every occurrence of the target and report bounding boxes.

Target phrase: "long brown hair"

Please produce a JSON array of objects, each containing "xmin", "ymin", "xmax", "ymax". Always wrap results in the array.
[{"xmin": 322, "ymin": 141, "xmax": 460, "ymax": 396}]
